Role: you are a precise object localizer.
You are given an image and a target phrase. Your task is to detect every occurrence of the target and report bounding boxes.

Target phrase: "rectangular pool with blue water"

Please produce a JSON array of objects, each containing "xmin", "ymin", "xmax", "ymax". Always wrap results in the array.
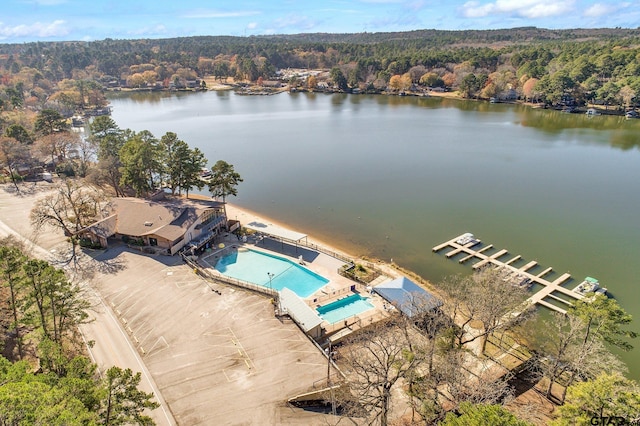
[
  {"xmin": 316, "ymin": 294, "xmax": 375, "ymax": 324},
  {"xmin": 214, "ymin": 248, "xmax": 329, "ymax": 298}
]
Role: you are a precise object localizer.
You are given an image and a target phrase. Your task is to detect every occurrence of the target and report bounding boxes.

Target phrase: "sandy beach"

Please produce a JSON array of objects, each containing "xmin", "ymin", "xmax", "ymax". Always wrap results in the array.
[
  {"xmin": 224, "ymin": 202, "xmax": 350, "ymax": 254},
  {"xmin": 222, "ymin": 200, "xmax": 435, "ymax": 290}
]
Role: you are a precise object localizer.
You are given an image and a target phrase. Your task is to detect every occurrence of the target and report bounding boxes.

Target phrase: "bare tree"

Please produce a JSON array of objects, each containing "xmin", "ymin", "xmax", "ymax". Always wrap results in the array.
[
  {"xmin": 87, "ymin": 154, "xmax": 124, "ymax": 197},
  {"xmin": 338, "ymin": 315, "xmax": 426, "ymax": 426},
  {"xmin": 444, "ymin": 351, "xmax": 514, "ymax": 408},
  {"xmin": 439, "ymin": 268, "xmax": 531, "ymax": 354},
  {"xmin": 31, "ymin": 179, "xmax": 105, "ymax": 236},
  {"xmin": 33, "ymin": 132, "xmax": 79, "ymax": 167},
  {"xmin": 30, "ymin": 179, "xmax": 107, "ymax": 268},
  {"xmin": 408, "ymin": 65, "xmax": 427, "ymax": 83},
  {"xmin": 536, "ymin": 296, "xmax": 632, "ymax": 403},
  {"xmin": 405, "ymin": 331, "xmax": 456, "ymax": 424},
  {"xmin": 73, "ymin": 135, "xmax": 97, "ymax": 178},
  {"xmin": 337, "ymin": 287, "xmax": 522, "ymax": 425},
  {"xmin": 408, "ymin": 346, "xmax": 514, "ymax": 424},
  {"xmin": 0, "ymin": 136, "xmax": 32, "ymax": 193}
]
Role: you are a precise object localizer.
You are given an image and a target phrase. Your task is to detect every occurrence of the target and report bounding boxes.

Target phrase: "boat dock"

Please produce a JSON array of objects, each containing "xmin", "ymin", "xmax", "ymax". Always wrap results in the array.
[{"xmin": 433, "ymin": 234, "xmax": 586, "ymax": 314}]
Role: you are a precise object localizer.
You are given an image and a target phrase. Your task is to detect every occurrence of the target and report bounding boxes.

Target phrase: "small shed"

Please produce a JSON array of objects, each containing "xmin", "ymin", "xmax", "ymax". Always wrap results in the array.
[
  {"xmin": 373, "ymin": 277, "xmax": 443, "ymax": 318},
  {"xmin": 279, "ymin": 288, "xmax": 324, "ymax": 339}
]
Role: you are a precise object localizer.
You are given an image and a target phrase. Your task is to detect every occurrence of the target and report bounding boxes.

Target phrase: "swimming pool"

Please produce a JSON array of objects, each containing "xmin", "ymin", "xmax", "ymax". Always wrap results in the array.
[
  {"xmin": 214, "ymin": 248, "xmax": 329, "ymax": 298},
  {"xmin": 316, "ymin": 294, "xmax": 375, "ymax": 324}
]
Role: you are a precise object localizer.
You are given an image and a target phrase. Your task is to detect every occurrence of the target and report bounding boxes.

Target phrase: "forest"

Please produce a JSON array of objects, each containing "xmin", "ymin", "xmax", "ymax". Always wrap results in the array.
[{"xmin": 1, "ymin": 27, "xmax": 640, "ymax": 114}]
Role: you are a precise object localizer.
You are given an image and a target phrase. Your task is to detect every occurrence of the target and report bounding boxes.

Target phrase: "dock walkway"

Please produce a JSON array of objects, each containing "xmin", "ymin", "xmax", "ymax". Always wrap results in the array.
[{"xmin": 432, "ymin": 234, "xmax": 586, "ymax": 314}]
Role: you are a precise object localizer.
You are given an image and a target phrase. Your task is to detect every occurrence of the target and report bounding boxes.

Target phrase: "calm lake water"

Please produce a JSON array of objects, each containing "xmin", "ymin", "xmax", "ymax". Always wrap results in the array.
[{"xmin": 108, "ymin": 91, "xmax": 640, "ymax": 379}]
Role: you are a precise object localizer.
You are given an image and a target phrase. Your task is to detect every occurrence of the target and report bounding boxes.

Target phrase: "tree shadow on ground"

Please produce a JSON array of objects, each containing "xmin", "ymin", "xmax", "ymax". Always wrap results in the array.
[
  {"xmin": 47, "ymin": 242, "xmax": 127, "ymax": 280},
  {"xmin": 507, "ymin": 364, "xmax": 539, "ymax": 399},
  {"xmin": 1, "ymin": 181, "xmax": 55, "ymax": 197},
  {"xmin": 91, "ymin": 242, "xmax": 184, "ymax": 269}
]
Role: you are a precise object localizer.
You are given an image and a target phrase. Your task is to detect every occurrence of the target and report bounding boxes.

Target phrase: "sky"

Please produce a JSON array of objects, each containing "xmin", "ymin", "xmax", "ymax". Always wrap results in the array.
[{"xmin": 1, "ymin": 0, "xmax": 639, "ymax": 43}]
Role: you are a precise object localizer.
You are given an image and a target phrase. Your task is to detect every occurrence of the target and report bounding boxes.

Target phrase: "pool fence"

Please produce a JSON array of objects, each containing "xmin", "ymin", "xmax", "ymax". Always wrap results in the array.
[
  {"xmin": 296, "ymin": 239, "xmax": 387, "ymax": 282},
  {"xmin": 322, "ymin": 306, "xmax": 385, "ymax": 336},
  {"xmin": 308, "ymin": 283, "xmax": 368, "ymax": 306},
  {"xmin": 182, "ymin": 251, "xmax": 279, "ymax": 299}
]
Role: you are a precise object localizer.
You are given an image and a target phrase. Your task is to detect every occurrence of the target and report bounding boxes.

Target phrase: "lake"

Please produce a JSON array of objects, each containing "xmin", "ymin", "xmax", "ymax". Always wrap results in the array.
[{"xmin": 108, "ymin": 90, "xmax": 640, "ymax": 379}]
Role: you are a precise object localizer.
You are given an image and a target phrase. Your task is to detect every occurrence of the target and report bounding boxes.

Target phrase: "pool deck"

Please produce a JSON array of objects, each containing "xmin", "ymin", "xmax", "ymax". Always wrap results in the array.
[{"xmin": 199, "ymin": 235, "xmax": 395, "ymax": 340}]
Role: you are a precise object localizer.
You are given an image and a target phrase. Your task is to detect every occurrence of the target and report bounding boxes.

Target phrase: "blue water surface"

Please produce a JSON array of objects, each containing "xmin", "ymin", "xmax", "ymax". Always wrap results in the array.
[
  {"xmin": 215, "ymin": 248, "xmax": 329, "ymax": 298},
  {"xmin": 316, "ymin": 294, "xmax": 375, "ymax": 324}
]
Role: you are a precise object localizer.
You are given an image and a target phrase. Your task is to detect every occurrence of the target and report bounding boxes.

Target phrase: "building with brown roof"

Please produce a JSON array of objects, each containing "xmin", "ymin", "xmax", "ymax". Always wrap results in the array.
[{"xmin": 77, "ymin": 194, "xmax": 226, "ymax": 255}]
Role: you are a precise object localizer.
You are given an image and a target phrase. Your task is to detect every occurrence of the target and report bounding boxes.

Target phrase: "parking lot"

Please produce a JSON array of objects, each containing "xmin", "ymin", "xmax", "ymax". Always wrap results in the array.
[{"xmin": 92, "ymin": 245, "xmax": 335, "ymax": 425}]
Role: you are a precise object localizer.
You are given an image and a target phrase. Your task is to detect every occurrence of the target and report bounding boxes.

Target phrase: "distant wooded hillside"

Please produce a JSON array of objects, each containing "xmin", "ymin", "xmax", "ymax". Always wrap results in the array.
[{"xmin": 1, "ymin": 27, "xmax": 640, "ymax": 111}]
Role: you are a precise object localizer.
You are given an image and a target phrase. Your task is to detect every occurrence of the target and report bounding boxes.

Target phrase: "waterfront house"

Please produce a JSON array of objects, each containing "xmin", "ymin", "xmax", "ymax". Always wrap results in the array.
[{"xmin": 77, "ymin": 193, "xmax": 226, "ymax": 255}]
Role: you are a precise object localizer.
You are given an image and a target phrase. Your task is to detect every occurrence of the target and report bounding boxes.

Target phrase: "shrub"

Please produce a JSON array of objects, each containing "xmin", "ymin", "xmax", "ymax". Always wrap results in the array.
[{"xmin": 79, "ymin": 238, "xmax": 103, "ymax": 250}]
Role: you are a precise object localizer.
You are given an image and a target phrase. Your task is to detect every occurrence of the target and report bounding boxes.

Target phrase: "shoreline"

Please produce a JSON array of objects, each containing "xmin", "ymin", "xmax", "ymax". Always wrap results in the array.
[
  {"xmin": 109, "ymin": 82, "xmax": 630, "ymax": 117},
  {"xmin": 224, "ymin": 202, "xmax": 354, "ymax": 259},
  {"xmin": 220, "ymin": 200, "xmax": 438, "ymax": 291},
  {"xmin": 187, "ymin": 194, "xmax": 358, "ymax": 262}
]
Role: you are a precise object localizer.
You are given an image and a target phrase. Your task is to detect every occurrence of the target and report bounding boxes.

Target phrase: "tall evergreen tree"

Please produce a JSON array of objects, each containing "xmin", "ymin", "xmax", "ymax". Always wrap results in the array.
[{"xmin": 208, "ymin": 160, "xmax": 242, "ymax": 218}]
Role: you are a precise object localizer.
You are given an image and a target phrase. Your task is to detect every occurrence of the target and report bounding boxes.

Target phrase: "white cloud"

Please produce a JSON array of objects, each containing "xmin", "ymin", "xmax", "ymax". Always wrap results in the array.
[
  {"xmin": 359, "ymin": 0, "xmax": 404, "ymax": 3},
  {"xmin": 182, "ymin": 10, "xmax": 260, "ymax": 19},
  {"xmin": 24, "ymin": 0, "xmax": 68, "ymax": 5},
  {"xmin": 461, "ymin": 0, "xmax": 575, "ymax": 19},
  {"xmin": 0, "ymin": 20, "xmax": 69, "ymax": 39},
  {"xmin": 584, "ymin": 2, "xmax": 630, "ymax": 18},
  {"xmin": 461, "ymin": 1, "xmax": 495, "ymax": 18},
  {"xmin": 272, "ymin": 14, "xmax": 317, "ymax": 30},
  {"xmin": 247, "ymin": 22, "xmax": 258, "ymax": 29},
  {"xmin": 127, "ymin": 24, "xmax": 168, "ymax": 36},
  {"xmin": 584, "ymin": 3, "xmax": 611, "ymax": 17}
]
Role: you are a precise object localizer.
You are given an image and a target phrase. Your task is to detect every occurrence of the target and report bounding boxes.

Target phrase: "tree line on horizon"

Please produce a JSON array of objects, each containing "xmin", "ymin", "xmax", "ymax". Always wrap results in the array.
[{"xmin": 1, "ymin": 27, "xmax": 640, "ymax": 113}]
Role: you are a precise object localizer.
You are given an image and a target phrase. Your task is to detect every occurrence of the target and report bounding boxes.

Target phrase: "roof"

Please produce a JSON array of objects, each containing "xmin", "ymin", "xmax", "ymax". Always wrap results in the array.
[
  {"xmin": 244, "ymin": 221, "xmax": 307, "ymax": 242},
  {"xmin": 373, "ymin": 277, "xmax": 443, "ymax": 318},
  {"xmin": 110, "ymin": 198, "xmax": 193, "ymax": 241},
  {"xmin": 81, "ymin": 197, "xmax": 224, "ymax": 242},
  {"xmin": 279, "ymin": 288, "xmax": 323, "ymax": 332},
  {"xmin": 81, "ymin": 214, "xmax": 118, "ymax": 238}
]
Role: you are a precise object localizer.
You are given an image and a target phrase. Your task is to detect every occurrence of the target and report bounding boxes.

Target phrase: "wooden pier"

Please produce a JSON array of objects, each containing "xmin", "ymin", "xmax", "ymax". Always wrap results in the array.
[{"xmin": 433, "ymin": 234, "xmax": 586, "ymax": 314}]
